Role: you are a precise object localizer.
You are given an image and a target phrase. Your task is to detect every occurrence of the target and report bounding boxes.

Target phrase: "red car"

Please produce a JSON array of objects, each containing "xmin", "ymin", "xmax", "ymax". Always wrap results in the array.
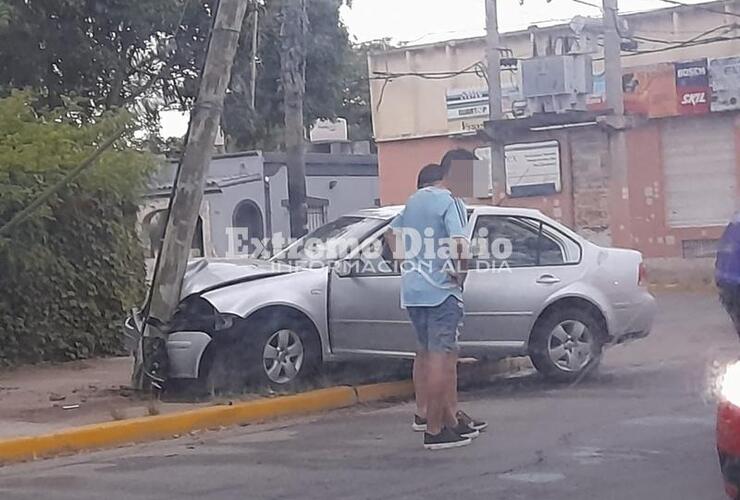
[
  {"xmin": 717, "ymin": 215, "xmax": 740, "ymax": 498},
  {"xmin": 718, "ymin": 362, "xmax": 740, "ymax": 499}
]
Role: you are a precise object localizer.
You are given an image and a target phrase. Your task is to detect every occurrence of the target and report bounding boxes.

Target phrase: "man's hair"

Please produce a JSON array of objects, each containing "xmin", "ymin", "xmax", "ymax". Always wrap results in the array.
[
  {"xmin": 440, "ymin": 148, "xmax": 478, "ymax": 176},
  {"xmin": 416, "ymin": 163, "xmax": 445, "ymax": 189}
]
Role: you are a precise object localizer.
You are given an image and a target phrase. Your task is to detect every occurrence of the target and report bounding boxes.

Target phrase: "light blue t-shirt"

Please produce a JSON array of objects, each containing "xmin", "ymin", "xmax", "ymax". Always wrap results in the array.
[{"xmin": 390, "ymin": 186, "xmax": 468, "ymax": 308}]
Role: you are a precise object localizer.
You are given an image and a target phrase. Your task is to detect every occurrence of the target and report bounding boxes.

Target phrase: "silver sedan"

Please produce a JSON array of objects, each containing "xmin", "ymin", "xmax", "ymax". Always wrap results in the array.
[{"xmin": 132, "ymin": 205, "xmax": 656, "ymax": 390}]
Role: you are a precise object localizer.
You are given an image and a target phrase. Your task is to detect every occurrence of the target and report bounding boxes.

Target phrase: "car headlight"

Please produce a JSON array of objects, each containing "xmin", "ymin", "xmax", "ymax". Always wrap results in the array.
[{"xmin": 720, "ymin": 361, "xmax": 740, "ymax": 408}]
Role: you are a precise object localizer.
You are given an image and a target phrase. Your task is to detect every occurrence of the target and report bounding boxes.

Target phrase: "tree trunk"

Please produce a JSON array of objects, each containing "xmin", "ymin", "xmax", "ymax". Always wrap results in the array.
[{"xmin": 280, "ymin": 0, "xmax": 308, "ymax": 239}]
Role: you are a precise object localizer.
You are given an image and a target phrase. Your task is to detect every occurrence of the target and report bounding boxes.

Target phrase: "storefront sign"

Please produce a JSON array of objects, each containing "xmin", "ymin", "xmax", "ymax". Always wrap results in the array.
[
  {"xmin": 623, "ymin": 63, "xmax": 679, "ymax": 118},
  {"xmin": 446, "ymin": 83, "xmax": 523, "ymax": 133},
  {"xmin": 675, "ymin": 59, "xmax": 710, "ymax": 115},
  {"xmin": 709, "ymin": 56, "xmax": 740, "ymax": 112},
  {"xmin": 504, "ymin": 141, "xmax": 561, "ymax": 197},
  {"xmin": 446, "ymin": 88, "xmax": 488, "ymax": 133}
]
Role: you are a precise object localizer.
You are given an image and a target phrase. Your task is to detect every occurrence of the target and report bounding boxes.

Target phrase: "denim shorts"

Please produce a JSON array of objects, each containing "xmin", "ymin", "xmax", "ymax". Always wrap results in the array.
[{"xmin": 406, "ymin": 296, "xmax": 464, "ymax": 353}]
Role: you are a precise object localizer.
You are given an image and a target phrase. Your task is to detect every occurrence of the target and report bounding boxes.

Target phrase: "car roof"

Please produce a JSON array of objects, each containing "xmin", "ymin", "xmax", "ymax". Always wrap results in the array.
[{"xmin": 349, "ymin": 204, "xmax": 546, "ymax": 220}]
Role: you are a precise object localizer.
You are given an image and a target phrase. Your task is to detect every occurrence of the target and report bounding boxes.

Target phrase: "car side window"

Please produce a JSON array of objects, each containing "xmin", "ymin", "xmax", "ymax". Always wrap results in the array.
[
  {"xmin": 472, "ymin": 216, "xmax": 540, "ymax": 267},
  {"xmin": 471, "ymin": 215, "xmax": 580, "ymax": 268},
  {"xmin": 354, "ymin": 232, "xmax": 398, "ymax": 275}
]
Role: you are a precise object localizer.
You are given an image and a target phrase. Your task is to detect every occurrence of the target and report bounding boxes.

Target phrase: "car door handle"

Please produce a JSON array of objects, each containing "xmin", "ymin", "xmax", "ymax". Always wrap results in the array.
[{"xmin": 536, "ymin": 274, "xmax": 561, "ymax": 285}]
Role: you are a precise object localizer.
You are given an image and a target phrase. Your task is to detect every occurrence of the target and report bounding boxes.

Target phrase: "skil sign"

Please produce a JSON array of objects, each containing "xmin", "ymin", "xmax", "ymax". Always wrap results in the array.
[{"xmin": 675, "ymin": 59, "xmax": 710, "ymax": 115}]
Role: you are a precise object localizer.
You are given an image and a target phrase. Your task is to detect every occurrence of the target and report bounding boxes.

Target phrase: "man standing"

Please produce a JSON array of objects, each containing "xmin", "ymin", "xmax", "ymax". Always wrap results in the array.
[{"xmin": 389, "ymin": 159, "xmax": 486, "ymax": 450}]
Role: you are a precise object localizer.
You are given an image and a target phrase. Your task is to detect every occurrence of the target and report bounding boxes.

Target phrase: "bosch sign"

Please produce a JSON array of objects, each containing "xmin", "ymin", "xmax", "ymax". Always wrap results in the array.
[{"xmin": 675, "ymin": 59, "xmax": 710, "ymax": 115}]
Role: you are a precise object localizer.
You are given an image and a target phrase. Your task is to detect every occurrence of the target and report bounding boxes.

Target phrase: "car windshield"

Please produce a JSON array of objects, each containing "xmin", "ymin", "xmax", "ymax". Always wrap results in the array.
[{"xmin": 271, "ymin": 216, "xmax": 386, "ymax": 267}]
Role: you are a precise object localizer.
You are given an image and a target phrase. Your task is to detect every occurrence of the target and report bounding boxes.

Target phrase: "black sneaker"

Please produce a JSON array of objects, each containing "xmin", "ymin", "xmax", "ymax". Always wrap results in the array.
[
  {"xmin": 412, "ymin": 414, "xmax": 427, "ymax": 432},
  {"xmin": 451, "ymin": 420, "xmax": 480, "ymax": 439},
  {"xmin": 456, "ymin": 410, "xmax": 488, "ymax": 432},
  {"xmin": 424, "ymin": 427, "xmax": 472, "ymax": 450}
]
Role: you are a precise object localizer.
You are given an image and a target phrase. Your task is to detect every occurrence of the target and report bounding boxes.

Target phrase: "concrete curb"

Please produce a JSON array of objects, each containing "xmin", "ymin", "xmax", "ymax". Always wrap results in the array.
[
  {"xmin": 0, "ymin": 358, "xmax": 529, "ymax": 465},
  {"xmin": 0, "ymin": 386, "xmax": 356, "ymax": 465}
]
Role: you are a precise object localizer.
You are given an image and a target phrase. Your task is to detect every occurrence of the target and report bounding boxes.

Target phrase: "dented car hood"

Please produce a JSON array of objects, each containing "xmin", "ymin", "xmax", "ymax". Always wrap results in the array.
[{"xmin": 180, "ymin": 258, "xmax": 297, "ymax": 299}]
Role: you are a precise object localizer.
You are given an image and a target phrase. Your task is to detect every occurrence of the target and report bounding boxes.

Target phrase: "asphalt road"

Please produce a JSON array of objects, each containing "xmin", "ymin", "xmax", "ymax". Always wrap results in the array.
[{"xmin": 0, "ymin": 292, "xmax": 738, "ymax": 500}]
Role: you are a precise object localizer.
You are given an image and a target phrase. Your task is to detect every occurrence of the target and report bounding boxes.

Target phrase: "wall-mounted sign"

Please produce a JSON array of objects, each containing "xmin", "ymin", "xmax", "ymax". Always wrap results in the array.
[
  {"xmin": 310, "ymin": 118, "xmax": 349, "ymax": 143},
  {"xmin": 675, "ymin": 59, "xmax": 710, "ymax": 115},
  {"xmin": 710, "ymin": 56, "xmax": 740, "ymax": 112},
  {"xmin": 446, "ymin": 88, "xmax": 489, "ymax": 122},
  {"xmin": 446, "ymin": 83, "xmax": 523, "ymax": 133},
  {"xmin": 504, "ymin": 141, "xmax": 562, "ymax": 198},
  {"xmin": 623, "ymin": 63, "xmax": 678, "ymax": 118},
  {"xmin": 587, "ymin": 71, "xmax": 607, "ymax": 110}
]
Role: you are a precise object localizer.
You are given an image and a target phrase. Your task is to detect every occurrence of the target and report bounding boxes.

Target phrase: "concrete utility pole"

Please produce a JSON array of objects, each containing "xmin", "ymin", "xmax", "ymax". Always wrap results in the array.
[
  {"xmin": 141, "ymin": 0, "xmax": 250, "ymax": 388},
  {"xmin": 485, "ymin": 0, "xmax": 506, "ymax": 201},
  {"xmin": 281, "ymin": 0, "xmax": 309, "ymax": 238},
  {"xmin": 602, "ymin": 0, "xmax": 624, "ymax": 115},
  {"xmin": 602, "ymin": 0, "xmax": 631, "ymax": 246}
]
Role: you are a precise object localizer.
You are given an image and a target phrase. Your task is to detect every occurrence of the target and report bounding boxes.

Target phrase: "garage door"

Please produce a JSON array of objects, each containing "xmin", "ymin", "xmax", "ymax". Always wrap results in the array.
[{"xmin": 661, "ymin": 115, "xmax": 737, "ymax": 228}]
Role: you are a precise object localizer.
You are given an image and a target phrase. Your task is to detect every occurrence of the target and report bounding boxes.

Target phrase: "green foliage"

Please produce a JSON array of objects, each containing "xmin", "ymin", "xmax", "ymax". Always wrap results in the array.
[
  {"xmin": 0, "ymin": 0, "xmax": 202, "ymax": 129},
  {"xmin": 0, "ymin": 0, "xmax": 372, "ymax": 150},
  {"xmin": 222, "ymin": 0, "xmax": 370, "ymax": 150},
  {"xmin": 0, "ymin": 92, "xmax": 155, "ymax": 365}
]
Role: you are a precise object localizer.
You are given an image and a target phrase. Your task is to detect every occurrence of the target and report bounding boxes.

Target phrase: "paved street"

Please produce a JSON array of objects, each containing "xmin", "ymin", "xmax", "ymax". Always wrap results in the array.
[{"xmin": 0, "ymin": 291, "xmax": 737, "ymax": 500}]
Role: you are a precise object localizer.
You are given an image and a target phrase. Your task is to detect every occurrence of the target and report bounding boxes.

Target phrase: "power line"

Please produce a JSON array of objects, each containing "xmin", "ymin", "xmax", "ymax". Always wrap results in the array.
[
  {"xmin": 624, "ymin": 33, "xmax": 740, "ymax": 55},
  {"xmin": 569, "ymin": 0, "xmax": 602, "ymax": 9},
  {"xmin": 591, "ymin": 31, "xmax": 740, "ymax": 60},
  {"xmin": 654, "ymin": 0, "xmax": 740, "ymax": 19},
  {"xmin": 631, "ymin": 22, "xmax": 737, "ymax": 44}
]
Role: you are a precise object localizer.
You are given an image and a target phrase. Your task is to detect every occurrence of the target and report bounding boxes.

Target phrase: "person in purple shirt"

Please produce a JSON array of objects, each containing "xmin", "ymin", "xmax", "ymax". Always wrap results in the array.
[{"xmin": 717, "ymin": 212, "xmax": 740, "ymax": 336}]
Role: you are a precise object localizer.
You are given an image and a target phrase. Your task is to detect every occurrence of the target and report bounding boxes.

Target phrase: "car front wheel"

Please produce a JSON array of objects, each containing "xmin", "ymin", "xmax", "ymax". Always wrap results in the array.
[
  {"xmin": 529, "ymin": 307, "xmax": 604, "ymax": 383},
  {"xmin": 246, "ymin": 316, "xmax": 321, "ymax": 392}
]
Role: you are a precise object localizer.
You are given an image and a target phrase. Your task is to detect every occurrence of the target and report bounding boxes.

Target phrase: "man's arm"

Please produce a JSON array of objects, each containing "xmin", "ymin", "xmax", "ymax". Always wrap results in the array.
[
  {"xmin": 450, "ymin": 237, "xmax": 470, "ymax": 285},
  {"xmin": 444, "ymin": 199, "xmax": 470, "ymax": 285}
]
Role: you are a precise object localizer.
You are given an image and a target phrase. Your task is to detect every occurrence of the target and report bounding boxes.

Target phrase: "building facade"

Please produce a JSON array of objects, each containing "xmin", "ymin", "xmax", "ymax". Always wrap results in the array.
[
  {"xmin": 140, "ymin": 151, "xmax": 379, "ymax": 263},
  {"xmin": 368, "ymin": 0, "xmax": 740, "ymax": 266}
]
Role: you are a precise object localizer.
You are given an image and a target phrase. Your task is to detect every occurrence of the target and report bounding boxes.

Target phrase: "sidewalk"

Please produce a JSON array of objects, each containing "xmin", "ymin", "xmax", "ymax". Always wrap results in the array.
[
  {"xmin": 0, "ymin": 357, "xmax": 214, "ymax": 439},
  {"xmin": 0, "ymin": 354, "xmax": 527, "ymax": 442}
]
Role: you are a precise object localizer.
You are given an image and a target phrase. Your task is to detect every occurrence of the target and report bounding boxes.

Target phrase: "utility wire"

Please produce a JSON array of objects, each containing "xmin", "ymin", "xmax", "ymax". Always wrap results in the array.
[
  {"xmin": 630, "ymin": 22, "xmax": 736, "ymax": 45},
  {"xmin": 624, "ymin": 34, "xmax": 740, "ymax": 55},
  {"xmin": 654, "ymin": 0, "xmax": 740, "ymax": 19},
  {"xmin": 569, "ymin": 0, "xmax": 602, "ymax": 9}
]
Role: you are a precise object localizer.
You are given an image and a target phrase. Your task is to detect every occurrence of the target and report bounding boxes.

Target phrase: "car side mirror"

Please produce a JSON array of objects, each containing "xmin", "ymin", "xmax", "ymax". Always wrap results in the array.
[{"xmin": 333, "ymin": 260, "xmax": 354, "ymax": 278}]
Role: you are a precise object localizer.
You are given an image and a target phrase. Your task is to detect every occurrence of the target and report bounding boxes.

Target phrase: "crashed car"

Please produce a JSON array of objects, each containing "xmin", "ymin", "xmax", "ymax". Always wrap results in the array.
[{"xmin": 127, "ymin": 205, "xmax": 656, "ymax": 391}]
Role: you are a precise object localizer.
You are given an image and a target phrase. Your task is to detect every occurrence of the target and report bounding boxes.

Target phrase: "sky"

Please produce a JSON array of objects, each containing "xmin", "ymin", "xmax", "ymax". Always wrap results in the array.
[
  {"xmin": 339, "ymin": 0, "xmax": 674, "ymax": 45},
  {"xmin": 160, "ymin": 0, "xmax": 700, "ymax": 138}
]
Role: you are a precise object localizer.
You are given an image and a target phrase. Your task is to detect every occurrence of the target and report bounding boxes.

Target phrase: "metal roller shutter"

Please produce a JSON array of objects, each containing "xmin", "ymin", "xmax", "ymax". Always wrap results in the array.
[{"xmin": 661, "ymin": 115, "xmax": 737, "ymax": 228}]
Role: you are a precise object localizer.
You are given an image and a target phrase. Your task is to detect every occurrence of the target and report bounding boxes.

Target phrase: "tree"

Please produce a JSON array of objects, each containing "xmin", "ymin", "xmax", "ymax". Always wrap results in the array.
[
  {"xmin": 280, "ymin": 0, "xmax": 308, "ymax": 238},
  {"xmin": 222, "ymin": 0, "xmax": 368, "ymax": 151},
  {"xmin": 338, "ymin": 40, "xmax": 391, "ymax": 144},
  {"xmin": 0, "ymin": 0, "xmax": 371, "ymax": 150},
  {"xmin": 0, "ymin": 0, "xmax": 210, "ymax": 126},
  {"xmin": 0, "ymin": 92, "xmax": 154, "ymax": 365}
]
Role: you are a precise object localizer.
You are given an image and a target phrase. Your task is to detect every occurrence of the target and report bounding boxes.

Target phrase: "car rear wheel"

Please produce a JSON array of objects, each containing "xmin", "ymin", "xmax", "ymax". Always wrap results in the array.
[{"xmin": 529, "ymin": 307, "xmax": 604, "ymax": 383}]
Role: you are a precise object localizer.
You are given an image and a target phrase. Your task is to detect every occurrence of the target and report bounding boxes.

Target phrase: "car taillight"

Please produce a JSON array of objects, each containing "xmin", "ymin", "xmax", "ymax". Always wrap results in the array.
[{"xmin": 638, "ymin": 262, "xmax": 648, "ymax": 287}]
